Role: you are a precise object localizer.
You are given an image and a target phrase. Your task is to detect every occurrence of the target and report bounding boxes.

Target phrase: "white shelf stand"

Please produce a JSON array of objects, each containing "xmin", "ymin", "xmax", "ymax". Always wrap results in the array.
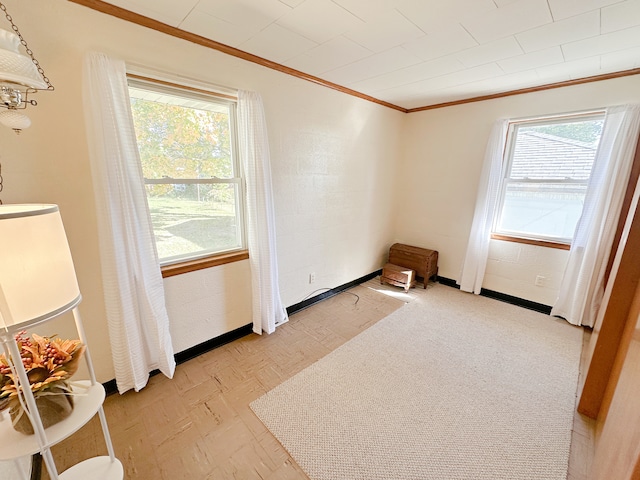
[{"xmin": 0, "ymin": 306, "xmax": 123, "ymax": 479}]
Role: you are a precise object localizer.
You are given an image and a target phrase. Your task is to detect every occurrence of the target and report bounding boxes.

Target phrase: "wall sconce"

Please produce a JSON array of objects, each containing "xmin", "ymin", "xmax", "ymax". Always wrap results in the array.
[{"xmin": 0, "ymin": 2, "xmax": 53, "ymax": 133}]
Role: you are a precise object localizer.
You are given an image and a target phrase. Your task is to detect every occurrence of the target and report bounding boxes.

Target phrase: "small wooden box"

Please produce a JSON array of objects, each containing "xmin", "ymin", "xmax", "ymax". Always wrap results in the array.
[
  {"xmin": 388, "ymin": 243, "xmax": 438, "ymax": 289},
  {"xmin": 381, "ymin": 263, "xmax": 416, "ymax": 292}
]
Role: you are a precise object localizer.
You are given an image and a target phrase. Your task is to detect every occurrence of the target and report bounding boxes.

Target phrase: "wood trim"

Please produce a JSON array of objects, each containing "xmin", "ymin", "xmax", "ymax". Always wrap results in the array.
[
  {"xmin": 287, "ymin": 270, "xmax": 381, "ymax": 316},
  {"xmin": 435, "ymin": 276, "xmax": 552, "ymax": 314},
  {"xmin": 578, "ymin": 130, "xmax": 640, "ymax": 419},
  {"xmin": 587, "ymin": 281, "xmax": 640, "ymax": 480},
  {"xmin": 161, "ymin": 250, "xmax": 249, "ymax": 278},
  {"xmin": 407, "ymin": 68, "xmax": 640, "ymax": 113},
  {"xmin": 127, "ymin": 73, "xmax": 237, "ymax": 101},
  {"xmin": 578, "ymin": 179, "xmax": 640, "ymax": 418},
  {"xmin": 477, "ymin": 286, "xmax": 552, "ymax": 314},
  {"xmin": 596, "ymin": 280, "xmax": 640, "ymax": 420},
  {"xmin": 67, "ymin": 0, "xmax": 407, "ymax": 113},
  {"xmin": 68, "ymin": 0, "xmax": 640, "ymax": 113},
  {"xmin": 605, "ymin": 133, "xmax": 640, "ymax": 283},
  {"xmin": 102, "ymin": 322, "xmax": 253, "ymax": 395},
  {"xmin": 490, "ymin": 233, "xmax": 571, "ymax": 250},
  {"xmin": 173, "ymin": 323, "xmax": 253, "ymax": 364}
]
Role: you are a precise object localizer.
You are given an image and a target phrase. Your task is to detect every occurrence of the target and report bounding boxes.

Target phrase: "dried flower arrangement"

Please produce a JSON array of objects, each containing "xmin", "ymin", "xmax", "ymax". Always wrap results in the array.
[{"xmin": 0, "ymin": 331, "xmax": 85, "ymax": 433}]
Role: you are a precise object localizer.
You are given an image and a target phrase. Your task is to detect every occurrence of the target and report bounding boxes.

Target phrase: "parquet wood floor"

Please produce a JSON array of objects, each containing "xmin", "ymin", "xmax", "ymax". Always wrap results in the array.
[{"xmin": 46, "ymin": 280, "xmax": 594, "ymax": 479}]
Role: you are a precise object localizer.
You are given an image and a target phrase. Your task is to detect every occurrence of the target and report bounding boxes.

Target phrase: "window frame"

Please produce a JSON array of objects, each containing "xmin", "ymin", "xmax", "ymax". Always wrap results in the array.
[
  {"xmin": 491, "ymin": 111, "xmax": 606, "ymax": 248},
  {"xmin": 127, "ymin": 75, "xmax": 248, "ymax": 275}
]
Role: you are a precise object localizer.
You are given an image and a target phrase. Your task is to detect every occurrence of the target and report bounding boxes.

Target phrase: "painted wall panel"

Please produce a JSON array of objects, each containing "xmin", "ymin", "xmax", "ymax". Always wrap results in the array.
[{"xmin": 0, "ymin": 0, "xmax": 403, "ymax": 382}]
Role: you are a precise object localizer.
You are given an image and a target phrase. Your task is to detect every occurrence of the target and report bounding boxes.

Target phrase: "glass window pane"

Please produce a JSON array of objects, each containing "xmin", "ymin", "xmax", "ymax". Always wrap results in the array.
[
  {"xmin": 497, "ymin": 182, "xmax": 587, "ymax": 240},
  {"xmin": 510, "ymin": 119, "xmax": 602, "ymax": 181},
  {"xmin": 494, "ymin": 113, "xmax": 605, "ymax": 243},
  {"xmin": 129, "ymin": 96, "xmax": 234, "ymax": 180},
  {"xmin": 146, "ymin": 183, "xmax": 242, "ymax": 263},
  {"xmin": 128, "ymin": 82, "xmax": 245, "ymax": 265}
]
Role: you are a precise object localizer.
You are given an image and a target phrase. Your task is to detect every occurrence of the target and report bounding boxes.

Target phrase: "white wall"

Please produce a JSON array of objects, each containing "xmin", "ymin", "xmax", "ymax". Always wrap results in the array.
[
  {"xmin": 484, "ymin": 240, "xmax": 569, "ymax": 306},
  {"xmin": 0, "ymin": 0, "xmax": 403, "ymax": 381},
  {"xmin": 398, "ymin": 75, "xmax": 640, "ymax": 305}
]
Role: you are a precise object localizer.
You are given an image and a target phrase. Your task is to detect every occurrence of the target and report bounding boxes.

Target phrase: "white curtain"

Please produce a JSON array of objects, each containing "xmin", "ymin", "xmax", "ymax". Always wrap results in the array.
[
  {"xmin": 82, "ymin": 52, "xmax": 175, "ymax": 393},
  {"xmin": 459, "ymin": 119, "xmax": 509, "ymax": 294},
  {"xmin": 237, "ymin": 90, "xmax": 288, "ymax": 334},
  {"xmin": 552, "ymin": 104, "xmax": 640, "ymax": 327}
]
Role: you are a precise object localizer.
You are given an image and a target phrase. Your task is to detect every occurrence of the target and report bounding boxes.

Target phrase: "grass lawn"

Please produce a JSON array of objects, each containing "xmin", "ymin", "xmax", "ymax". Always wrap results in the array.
[{"xmin": 147, "ymin": 197, "xmax": 240, "ymax": 260}]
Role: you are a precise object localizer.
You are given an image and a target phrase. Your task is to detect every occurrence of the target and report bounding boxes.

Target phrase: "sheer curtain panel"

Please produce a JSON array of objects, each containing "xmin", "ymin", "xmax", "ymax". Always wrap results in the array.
[
  {"xmin": 552, "ymin": 104, "xmax": 640, "ymax": 327},
  {"xmin": 459, "ymin": 120, "xmax": 509, "ymax": 294},
  {"xmin": 237, "ymin": 90, "xmax": 288, "ymax": 334},
  {"xmin": 82, "ymin": 52, "xmax": 175, "ymax": 393}
]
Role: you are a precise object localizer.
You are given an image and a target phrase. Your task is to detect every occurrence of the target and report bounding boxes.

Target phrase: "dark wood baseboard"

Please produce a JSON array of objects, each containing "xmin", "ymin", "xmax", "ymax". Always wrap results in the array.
[
  {"xmin": 104, "ymin": 270, "xmax": 383, "ymax": 395},
  {"xmin": 435, "ymin": 276, "xmax": 459, "ymax": 288},
  {"xmin": 286, "ymin": 270, "xmax": 383, "ymax": 316},
  {"xmin": 436, "ymin": 276, "xmax": 552, "ymax": 314},
  {"xmin": 104, "ymin": 272, "xmax": 552, "ymax": 394},
  {"xmin": 103, "ymin": 323, "xmax": 253, "ymax": 395}
]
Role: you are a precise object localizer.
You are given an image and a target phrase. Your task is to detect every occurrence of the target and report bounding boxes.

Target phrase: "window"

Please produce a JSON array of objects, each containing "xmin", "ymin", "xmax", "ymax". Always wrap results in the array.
[
  {"xmin": 493, "ymin": 112, "xmax": 605, "ymax": 245},
  {"xmin": 128, "ymin": 79, "xmax": 245, "ymax": 265}
]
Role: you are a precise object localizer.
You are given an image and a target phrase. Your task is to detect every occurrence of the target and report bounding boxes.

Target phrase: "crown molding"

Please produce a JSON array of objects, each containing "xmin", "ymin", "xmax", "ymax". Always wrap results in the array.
[{"xmin": 68, "ymin": 0, "xmax": 640, "ymax": 114}]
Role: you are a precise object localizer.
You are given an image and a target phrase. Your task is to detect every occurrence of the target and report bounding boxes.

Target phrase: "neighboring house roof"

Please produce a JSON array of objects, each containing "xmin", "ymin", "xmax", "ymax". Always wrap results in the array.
[{"xmin": 511, "ymin": 131, "xmax": 598, "ymax": 181}]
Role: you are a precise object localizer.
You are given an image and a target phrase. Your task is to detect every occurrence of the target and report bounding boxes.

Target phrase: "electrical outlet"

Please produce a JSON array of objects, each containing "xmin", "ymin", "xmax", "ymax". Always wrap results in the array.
[
  {"xmin": 309, "ymin": 272, "xmax": 316, "ymax": 284},
  {"xmin": 535, "ymin": 275, "xmax": 545, "ymax": 287}
]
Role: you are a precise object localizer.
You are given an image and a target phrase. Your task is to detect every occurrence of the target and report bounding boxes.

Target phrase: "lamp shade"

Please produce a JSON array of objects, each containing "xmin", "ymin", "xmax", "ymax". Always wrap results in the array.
[{"xmin": 0, "ymin": 205, "xmax": 80, "ymax": 330}]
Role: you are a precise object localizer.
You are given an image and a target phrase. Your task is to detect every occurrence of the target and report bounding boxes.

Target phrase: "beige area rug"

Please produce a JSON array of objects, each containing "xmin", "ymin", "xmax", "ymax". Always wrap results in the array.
[{"xmin": 251, "ymin": 284, "xmax": 583, "ymax": 480}]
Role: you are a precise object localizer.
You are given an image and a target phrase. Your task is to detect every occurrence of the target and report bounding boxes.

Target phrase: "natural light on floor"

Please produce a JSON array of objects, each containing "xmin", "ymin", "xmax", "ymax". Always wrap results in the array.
[{"xmin": 367, "ymin": 285, "xmax": 415, "ymax": 301}]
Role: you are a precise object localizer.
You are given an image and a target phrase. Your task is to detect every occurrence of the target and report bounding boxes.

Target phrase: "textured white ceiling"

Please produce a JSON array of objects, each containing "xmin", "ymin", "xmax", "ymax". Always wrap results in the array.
[{"xmin": 101, "ymin": 0, "xmax": 640, "ymax": 109}]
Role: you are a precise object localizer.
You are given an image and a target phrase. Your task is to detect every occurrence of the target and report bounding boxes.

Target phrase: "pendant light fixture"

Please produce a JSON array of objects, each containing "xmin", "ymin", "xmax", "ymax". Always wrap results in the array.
[{"xmin": 0, "ymin": 2, "xmax": 53, "ymax": 133}]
